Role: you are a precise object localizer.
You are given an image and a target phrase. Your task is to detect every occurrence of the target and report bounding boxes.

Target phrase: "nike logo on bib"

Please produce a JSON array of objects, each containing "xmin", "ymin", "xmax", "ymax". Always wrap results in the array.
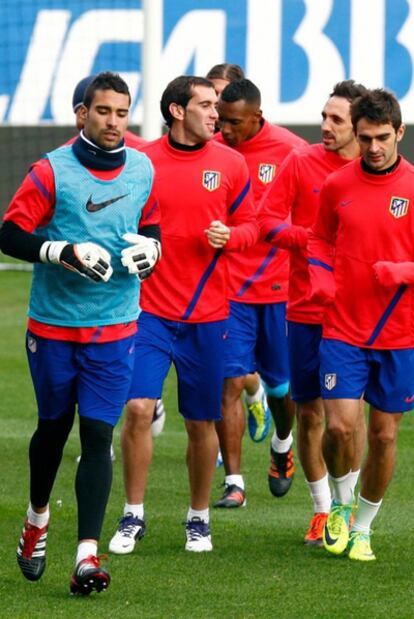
[{"xmin": 86, "ymin": 193, "xmax": 129, "ymax": 212}]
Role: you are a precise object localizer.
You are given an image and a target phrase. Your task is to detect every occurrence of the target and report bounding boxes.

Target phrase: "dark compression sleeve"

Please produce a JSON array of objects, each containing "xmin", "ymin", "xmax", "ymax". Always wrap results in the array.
[
  {"xmin": 138, "ymin": 223, "xmax": 161, "ymax": 243},
  {"xmin": 0, "ymin": 220, "xmax": 46, "ymax": 262}
]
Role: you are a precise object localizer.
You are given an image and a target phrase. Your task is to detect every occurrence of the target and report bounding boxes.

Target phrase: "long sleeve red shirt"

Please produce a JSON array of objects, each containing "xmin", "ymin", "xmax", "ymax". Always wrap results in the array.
[
  {"xmin": 258, "ymin": 143, "xmax": 354, "ymax": 323},
  {"xmin": 215, "ymin": 121, "xmax": 306, "ymax": 303},
  {"xmin": 139, "ymin": 134, "xmax": 258, "ymax": 322},
  {"xmin": 309, "ymin": 157, "xmax": 414, "ymax": 348}
]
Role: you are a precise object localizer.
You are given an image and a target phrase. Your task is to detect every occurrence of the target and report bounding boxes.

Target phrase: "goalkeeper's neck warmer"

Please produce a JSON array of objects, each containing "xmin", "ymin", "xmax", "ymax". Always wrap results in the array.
[{"xmin": 72, "ymin": 130, "xmax": 126, "ymax": 171}]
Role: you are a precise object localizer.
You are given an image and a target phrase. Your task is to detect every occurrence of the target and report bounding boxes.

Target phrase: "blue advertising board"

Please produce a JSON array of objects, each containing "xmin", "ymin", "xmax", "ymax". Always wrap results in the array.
[{"xmin": 1, "ymin": 0, "xmax": 414, "ymax": 125}]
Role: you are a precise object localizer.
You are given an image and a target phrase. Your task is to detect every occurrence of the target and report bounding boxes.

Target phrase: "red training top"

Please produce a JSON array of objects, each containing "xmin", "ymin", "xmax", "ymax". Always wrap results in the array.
[
  {"xmin": 258, "ymin": 143, "xmax": 354, "ymax": 323},
  {"xmin": 215, "ymin": 121, "xmax": 306, "ymax": 303},
  {"xmin": 139, "ymin": 134, "xmax": 258, "ymax": 322},
  {"xmin": 309, "ymin": 157, "xmax": 414, "ymax": 348}
]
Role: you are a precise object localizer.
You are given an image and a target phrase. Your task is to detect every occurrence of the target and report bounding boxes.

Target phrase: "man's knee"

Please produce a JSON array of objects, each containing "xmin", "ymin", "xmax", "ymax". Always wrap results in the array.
[
  {"xmin": 297, "ymin": 400, "xmax": 324, "ymax": 433},
  {"xmin": 186, "ymin": 419, "xmax": 216, "ymax": 442},
  {"xmin": 325, "ymin": 417, "xmax": 355, "ymax": 444},
  {"xmin": 222, "ymin": 377, "xmax": 245, "ymax": 411},
  {"xmin": 125, "ymin": 398, "xmax": 155, "ymax": 430},
  {"xmin": 368, "ymin": 413, "xmax": 399, "ymax": 448}
]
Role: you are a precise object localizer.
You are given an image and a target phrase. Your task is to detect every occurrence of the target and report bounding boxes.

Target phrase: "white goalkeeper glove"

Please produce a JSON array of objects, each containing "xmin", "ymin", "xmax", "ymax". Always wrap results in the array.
[
  {"xmin": 121, "ymin": 233, "xmax": 161, "ymax": 280},
  {"xmin": 40, "ymin": 240, "xmax": 113, "ymax": 283}
]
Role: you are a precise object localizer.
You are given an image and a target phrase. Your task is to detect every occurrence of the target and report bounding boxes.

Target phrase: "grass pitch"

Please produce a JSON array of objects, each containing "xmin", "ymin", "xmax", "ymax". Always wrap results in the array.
[{"xmin": 1, "ymin": 270, "xmax": 414, "ymax": 619}]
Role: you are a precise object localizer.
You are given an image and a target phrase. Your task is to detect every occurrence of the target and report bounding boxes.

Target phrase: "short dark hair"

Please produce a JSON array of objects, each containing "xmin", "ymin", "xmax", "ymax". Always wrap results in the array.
[
  {"xmin": 160, "ymin": 75, "xmax": 215, "ymax": 127},
  {"xmin": 351, "ymin": 88, "xmax": 402, "ymax": 131},
  {"xmin": 329, "ymin": 79, "xmax": 367, "ymax": 102},
  {"xmin": 206, "ymin": 63, "xmax": 245, "ymax": 82},
  {"xmin": 83, "ymin": 71, "xmax": 131, "ymax": 109},
  {"xmin": 220, "ymin": 78, "xmax": 261, "ymax": 107}
]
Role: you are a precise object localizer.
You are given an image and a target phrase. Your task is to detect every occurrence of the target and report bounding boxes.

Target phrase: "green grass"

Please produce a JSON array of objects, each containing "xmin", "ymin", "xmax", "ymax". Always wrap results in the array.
[{"xmin": 1, "ymin": 270, "xmax": 414, "ymax": 618}]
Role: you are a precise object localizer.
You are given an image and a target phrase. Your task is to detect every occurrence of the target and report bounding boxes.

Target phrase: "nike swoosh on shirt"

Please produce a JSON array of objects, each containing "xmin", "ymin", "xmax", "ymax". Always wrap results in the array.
[
  {"xmin": 86, "ymin": 193, "xmax": 129, "ymax": 212},
  {"xmin": 340, "ymin": 199, "xmax": 353, "ymax": 207},
  {"xmin": 404, "ymin": 394, "xmax": 414, "ymax": 403}
]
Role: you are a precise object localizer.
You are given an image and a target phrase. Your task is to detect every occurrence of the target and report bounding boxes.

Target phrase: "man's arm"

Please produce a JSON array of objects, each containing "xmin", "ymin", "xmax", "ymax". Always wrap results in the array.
[
  {"xmin": 374, "ymin": 261, "xmax": 414, "ymax": 286},
  {"xmin": 212, "ymin": 158, "xmax": 258, "ymax": 252},
  {"xmin": 258, "ymin": 151, "xmax": 308, "ymax": 250},
  {"xmin": 0, "ymin": 159, "xmax": 113, "ymax": 282},
  {"xmin": 306, "ymin": 182, "xmax": 338, "ymax": 305}
]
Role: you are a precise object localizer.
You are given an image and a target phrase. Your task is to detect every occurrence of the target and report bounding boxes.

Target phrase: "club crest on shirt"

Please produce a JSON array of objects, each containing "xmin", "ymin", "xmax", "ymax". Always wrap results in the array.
[
  {"xmin": 389, "ymin": 196, "xmax": 409, "ymax": 219},
  {"xmin": 324, "ymin": 373, "xmax": 337, "ymax": 391},
  {"xmin": 258, "ymin": 163, "xmax": 276, "ymax": 184},
  {"xmin": 202, "ymin": 170, "xmax": 221, "ymax": 192}
]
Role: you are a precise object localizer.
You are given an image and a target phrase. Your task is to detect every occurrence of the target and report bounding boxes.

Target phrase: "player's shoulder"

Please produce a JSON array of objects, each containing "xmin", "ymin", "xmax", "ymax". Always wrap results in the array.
[
  {"xmin": 297, "ymin": 143, "xmax": 325, "ymax": 160},
  {"xmin": 139, "ymin": 136, "xmax": 163, "ymax": 154},
  {"xmin": 400, "ymin": 156, "xmax": 414, "ymax": 176},
  {"xmin": 29, "ymin": 154, "xmax": 55, "ymax": 177},
  {"xmin": 124, "ymin": 130, "xmax": 147, "ymax": 150},
  {"xmin": 125, "ymin": 146, "xmax": 154, "ymax": 176},
  {"xmin": 268, "ymin": 122, "xmax": 307, "ymax": 148},
  {"xmin": 208, "ymin": 139, "xmax": 246, "ymax": 163},
  {"xmin": 323, "ymin": 158, "xmax": 358, "ymax": 188}
]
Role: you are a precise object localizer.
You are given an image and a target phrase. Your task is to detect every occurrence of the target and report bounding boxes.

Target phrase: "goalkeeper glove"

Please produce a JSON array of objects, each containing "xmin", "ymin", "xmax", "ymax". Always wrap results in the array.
[
  {"xmin": 40, "ymin": 240, "xmax": 113, "ymax": 282},
  {"xmin": 121, "ymin": 233, "xmax": 161, "ymax": 280},
  {"xmin": 373, "ymin": 261, "xmax": 414, "ymax": 287}
]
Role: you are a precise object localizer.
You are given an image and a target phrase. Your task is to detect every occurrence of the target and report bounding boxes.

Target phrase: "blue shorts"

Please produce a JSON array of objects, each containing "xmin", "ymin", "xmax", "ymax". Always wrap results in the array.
[
  {"xmin": 224, "ymin": 301, "xmax": 289, "ymax": 388},
  {"xmin": 26, "ymin": 331, "xmax": 135, "ymax": 426},
  {"xmin": 287, "ymin": 321, "xmax": 322, "ymax": 403},
  {"xmin": 319, "ymin": 338, "xmax": 414, "ymax": 413},
  {"xmin": 129, "ymin": 311, "xmax": 227, "ymax": 421}
]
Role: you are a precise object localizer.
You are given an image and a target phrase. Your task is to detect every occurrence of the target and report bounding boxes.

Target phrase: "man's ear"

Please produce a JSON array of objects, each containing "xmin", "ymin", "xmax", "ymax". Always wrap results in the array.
[
  {"xmin": 169, "ymin": 102, "xmax": 185, "ymax": 122},
  {"xmin": 78, "ymin": 104, "xmax": 88, "ymax": 124},
  {"xmin": 396, "ymin": 123, "xmax": 406, "ymax": 143}
]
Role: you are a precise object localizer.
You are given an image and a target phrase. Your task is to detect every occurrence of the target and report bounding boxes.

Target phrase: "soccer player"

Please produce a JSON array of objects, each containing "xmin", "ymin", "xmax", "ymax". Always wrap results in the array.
[
  {"xmin": 308, "ymin": 88, "xmax": 414, "ymax": 561},
  {"xmin": 71, "ymin": 76, "xmax": 166, "ymax": 441},
  {"xmin": 206, "ymin": 63, "xmax": 245, "ymax": 96},
  {"xmin": 213, "ymin": 78, "xmax": 306, "ymax": 508},
  {"xmin": 258, "ymin": 81, "xmax": 367, "ymax": 545},
  {"xmin": 109, "ymin": 75, "xmax": 258, "ymax": 554},
  {"xmin": 0, "ymin": 72, "xmax": 161, "ymax": 593}
]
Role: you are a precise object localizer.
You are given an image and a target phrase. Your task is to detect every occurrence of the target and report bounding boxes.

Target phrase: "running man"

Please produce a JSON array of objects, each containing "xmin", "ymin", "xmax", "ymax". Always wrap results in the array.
[
  {"xmin": 258, "ymin": 81, "xmax": 367, "ymax": 545},
  {"xmin": 109, "ymin": 76, "xmax": 258, "ymax": 554},
  {"xmin": 0, "ymin": 72, "xmax": 161, "ymax": 593}
]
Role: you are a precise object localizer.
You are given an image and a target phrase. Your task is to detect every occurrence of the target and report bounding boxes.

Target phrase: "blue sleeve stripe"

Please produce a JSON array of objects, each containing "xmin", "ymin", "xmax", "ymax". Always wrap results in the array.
[
  {"xmin": 181, "ymin": 249, "xmax": 223, "ymax": 320},
  {"xmin": 236, "ymin": 247, "xmax": 277, "ymax": 297},
  {"xmin": 308, "ymin": 257, "xmax": 333, "ymax": 272},
  {"xmin": 264, "ymin": 223, "xmax": 289, "ymax": 243},
  {"xmin": 365, "ymin": 284, "xmax": 407, "ymax": 346},
  {"xmin": 229, "ymin": 179, "xmax": 251, "ymax": 215},
  {"xmin": 142, "ymin": 199, "xmax": 159, "ymax": 221},
  {"xmin": 29, "ymin": 169, "xmax": 51, "ymax": 201}
]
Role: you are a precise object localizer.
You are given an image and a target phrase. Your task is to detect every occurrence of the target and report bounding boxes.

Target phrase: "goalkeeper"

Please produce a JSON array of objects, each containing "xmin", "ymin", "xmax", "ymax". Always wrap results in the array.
[{"xmin": 0, "ymin": 72, "xmax": 160, "ymax": 595}]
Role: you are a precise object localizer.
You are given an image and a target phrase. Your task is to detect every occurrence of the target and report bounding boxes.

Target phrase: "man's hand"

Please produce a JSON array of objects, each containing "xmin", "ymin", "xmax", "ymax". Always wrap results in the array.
[
  {"xmin": 121, "ymin": 233, "xmax": 161, "ymax": 280},
  {"xmin": 40, "ymin": 240, "xmax": 113, "ymax": 282},
  {"xmin": 205, "ymin": 220, "xmax": 231, "ymax": 248},
  {"xmin": 374, "ymin": 261, "xmax": 414, "ymax": 287}
]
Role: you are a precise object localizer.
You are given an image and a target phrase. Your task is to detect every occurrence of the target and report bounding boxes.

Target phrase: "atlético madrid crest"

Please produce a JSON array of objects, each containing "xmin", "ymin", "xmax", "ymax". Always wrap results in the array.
[
  {"xmin": 324, "ymin": 373, "xmax": 337, "ymax": 391},
  {"xmin": 389, "ymin": 196, "xmax": 409, "ymax": 218},
  {"xmin": 258, "ymin": 163, "xmax": 276, "ymax": 184},
  {"xmin": 202, "ymin": 170, "xmax": 221, "ymax": 191}
]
